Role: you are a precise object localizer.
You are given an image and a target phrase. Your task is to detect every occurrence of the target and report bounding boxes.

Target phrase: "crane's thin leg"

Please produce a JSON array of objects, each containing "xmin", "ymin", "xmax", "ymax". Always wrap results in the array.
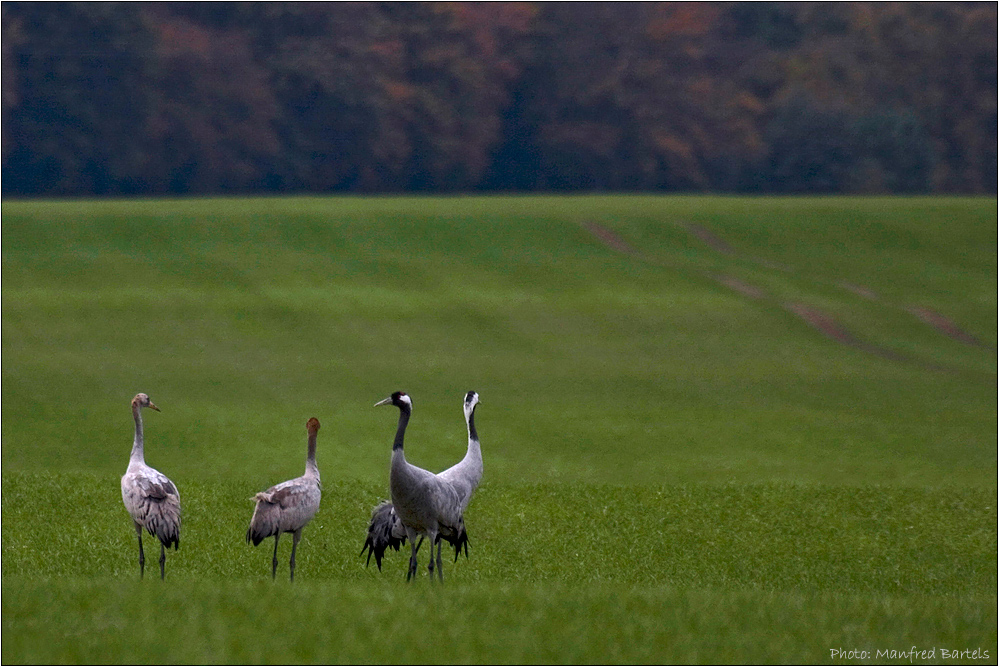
[
  {"xmin": 405, "ymin": 528, "xmax": 419, "ymax": 582},
  {"xmin": 159, "ymin": 543, "xmax": 166, "ymax": 580},
  {"xmin": 415, "ymin": 536, "xmax": 424, "ymax": 553},
  {"xmin": 290, "ymin": 529, "xmax": 302, "ymax": 582},
  {"xmin": 271, "ymin": 533, "xmax": 280, "ymax": 580},
  {"xmin": 427, "ymin": 530, "xmax": 438, "ymax": 583},
  {"xmin": 436, "ymin": 539, "xmax": 444, "ymax": 583},
  {"xmin": 135, "ymin": 523, "xmax": 145, "ymax": 579}
]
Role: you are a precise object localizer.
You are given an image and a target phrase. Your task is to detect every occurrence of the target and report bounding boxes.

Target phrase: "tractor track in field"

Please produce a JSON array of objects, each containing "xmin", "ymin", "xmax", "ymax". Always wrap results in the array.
[
  {"xmin": 582, "ymin": 220, "xmax": 988, "ymax": 370},
  {"xmin": 906, "ymin": 306, "xmax": 984, "ymax": 347},
  {"xmin": 581, "ymin": 221, "xmax": 642, "ymax": 257}
]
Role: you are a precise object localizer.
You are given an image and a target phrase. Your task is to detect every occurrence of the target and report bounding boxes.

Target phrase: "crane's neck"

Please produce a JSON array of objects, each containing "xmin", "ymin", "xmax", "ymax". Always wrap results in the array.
[
  {"xmin": 392, "ymin": 404, "xmax": 411, "ymax": 451},
  {"xmin": 466, "ymin": 405, "xmax": 479, "ymax": 444},
  {"xmin": 464, "ymin": 405, "xmax": 482, "ymax": 465},
  {"xmin": 129, "ymin": 403, "xmax": 146, "ymax": 464},
  {"xmin": 304, "ymin": 431, "xmax": 319, "ymax": 479}
]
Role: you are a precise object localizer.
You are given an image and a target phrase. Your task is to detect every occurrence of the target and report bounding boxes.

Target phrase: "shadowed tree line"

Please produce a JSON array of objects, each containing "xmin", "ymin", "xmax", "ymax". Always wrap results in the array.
[{"xmin": 2, "ymin": 2, "xmax": 995, "ymax": 196}]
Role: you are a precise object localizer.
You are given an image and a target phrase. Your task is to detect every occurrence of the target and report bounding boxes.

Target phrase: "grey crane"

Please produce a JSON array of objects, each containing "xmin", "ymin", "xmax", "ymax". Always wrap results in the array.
[
  {"xmin": 368, "ymin": 391, "xmax": 467, "ymax": 582},
  {"xmin": 437, "ymin": 390, "xmax": 483, "ymax": 514},
  {"xmin": 246, "ymin": 417, "xmax": 322, "ymax": 581},
  {"xmin": 121, "ymin": 393, "xmax": 181, "ymax": 580},
  {"xmin": 361, "ymin": 391, "xmax": 481, "ymax": 569}
]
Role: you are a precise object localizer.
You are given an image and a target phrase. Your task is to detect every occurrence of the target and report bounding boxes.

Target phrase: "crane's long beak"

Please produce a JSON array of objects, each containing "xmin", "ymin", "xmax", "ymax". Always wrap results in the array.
[
  {"xmin": 374, "ymin": 397, "xmax": 393, "ymax": 407},
  {"xmin": 148, "ymin": 402, "xmax": 161, "ymax": 412}
]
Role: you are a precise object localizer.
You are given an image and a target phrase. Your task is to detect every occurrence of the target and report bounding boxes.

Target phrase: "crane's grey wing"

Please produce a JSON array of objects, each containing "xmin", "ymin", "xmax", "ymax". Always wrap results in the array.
[
  {"xmin": 437, "ymin": 450, "xmax": 482, "ymax": 512},
  {"xmin": 437, "ymin": 464, "xmax": 473, "ymax": 510},
  {"xmin": 424, "ymin": 477, "xmax": 460, "ymax": 528},
  {"xmin": 390, "ymin": 462, "xmax": 440, "ymax": 529},
  {"xmin": 391, "ymin": 461, "xmax": 469, "ymax": 560},
  {"xmin": 246, "ymin": 492, "xmax": 281, "ymax": 546},
  {"xmin": 428, "ymin": 477, "xmax": 469, "ymax": 562},
  {"xmin": 122, "ymin": 469, "xmax": 181, "ymax": 549},
  {"xmin": 393, "ymin": 472, "xmax": 461, "ymax": 531},
  {"xmin": 246, "ymin": 479, "xmax": 320, "ymax": 546},
  {"xmin": 360, "ymin": 500, "xmax": 410, "ymax": 570},
  {"xmin": 137, "ymin": 474, "xmax": 179, "ymax": 501}
]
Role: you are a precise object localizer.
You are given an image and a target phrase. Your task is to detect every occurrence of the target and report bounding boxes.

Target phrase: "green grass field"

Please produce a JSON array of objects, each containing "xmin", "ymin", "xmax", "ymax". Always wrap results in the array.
[{"xmin": 2, "ymin": 195, "xmax": 996, "ymax": 664}]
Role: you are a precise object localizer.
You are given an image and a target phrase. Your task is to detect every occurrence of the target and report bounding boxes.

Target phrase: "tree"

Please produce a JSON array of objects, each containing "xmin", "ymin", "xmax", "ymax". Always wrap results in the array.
[
  {"xmin": 141, "ymin": 6, "xmax": 280, "ymax": 193},
  {"xmin": 488, "ymin": 3, "xmax": 766, "ymax": 192},
  {"xmin": 2, "ymin": 3, "xmax": 154, "ymax": 195}
]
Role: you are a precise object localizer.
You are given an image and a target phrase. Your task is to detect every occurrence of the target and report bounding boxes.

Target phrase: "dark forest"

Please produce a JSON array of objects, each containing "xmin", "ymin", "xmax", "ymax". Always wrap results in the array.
[{"xmin": 3, "ymin": 2, "xmax": 996, "ymax": 197}]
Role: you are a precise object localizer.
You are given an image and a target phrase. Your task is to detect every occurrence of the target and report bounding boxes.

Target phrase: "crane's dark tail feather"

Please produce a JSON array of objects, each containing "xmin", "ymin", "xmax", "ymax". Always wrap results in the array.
[
  {"xmin": 360, "ymin": 501, "xmax": 406, "ymax": 571},
  {"xmin": 152, "ymin": 524, "xmax": 180, "ymax": 550},
  {"xmin": 246, "ymin": 525, "xmax": 265, "ymax": 547},
  {"xmin": 155, "ymin": 533, "xmax": 180, "ymax": 550},
  {"xmin": 441, "ymin": 525, "xmax": 470, "ymax": 563}
]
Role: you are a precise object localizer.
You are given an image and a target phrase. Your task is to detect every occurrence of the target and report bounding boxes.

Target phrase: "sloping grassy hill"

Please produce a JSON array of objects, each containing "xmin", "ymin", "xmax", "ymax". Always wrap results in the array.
[{"xmin": 2, "ymin": 195, "xmax": 996, "ymax": 664}]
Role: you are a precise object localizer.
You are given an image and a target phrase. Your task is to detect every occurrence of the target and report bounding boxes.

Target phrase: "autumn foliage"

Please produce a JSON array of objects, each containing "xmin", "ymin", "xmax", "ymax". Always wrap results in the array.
[{"xmin": 2, "ymin": 2, "xmax": 995, "ymax": 196}]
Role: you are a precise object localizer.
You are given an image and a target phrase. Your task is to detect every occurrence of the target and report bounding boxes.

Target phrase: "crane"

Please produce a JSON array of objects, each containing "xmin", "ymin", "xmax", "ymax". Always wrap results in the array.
[
  {"xmin": 121, "ymin": 393, "xmax": 180, "ymax": 580},
  {"xmin": 369, "ymin": 391, "xmax": 467, "ymax": 582},
  {"xmin": 362, "ymin": 391, "xmax": 481, "ymax": 569},
  {"xmin": 246, "ymin": 417, "xmax": 322, "ymax": 581},
  {"xmin": 437, "ymin": 390, "xmax": 483, "ymax": 513}
]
